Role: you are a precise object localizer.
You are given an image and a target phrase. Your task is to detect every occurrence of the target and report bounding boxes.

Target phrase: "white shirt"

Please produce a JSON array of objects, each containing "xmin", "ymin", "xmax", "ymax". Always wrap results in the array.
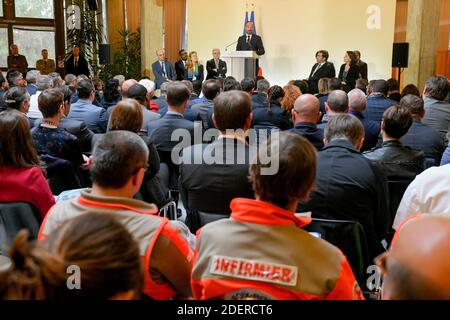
[
  {"xmin": 27, "ymin": 91, "xmax": 43, "ymax": 119},
  {"xmin": 393, "ymin": 164, "xmax": 450, "ymax": 229}
]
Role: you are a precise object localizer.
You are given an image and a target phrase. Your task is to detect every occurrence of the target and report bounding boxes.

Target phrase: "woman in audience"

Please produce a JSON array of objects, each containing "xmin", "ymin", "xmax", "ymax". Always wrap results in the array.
[
  {"xmin": 31, "ymin": 89, "xmax": 87, "ymax": 166},
  {"xmin": 0, "ymin": 110, "xmax": 55, "ymax": 219},
  {"xmin": 186, "ymin": 51, "xmax": 204, "ymax": 82},
  {"xmin": 252, "ymin": 85, "xmax": 292, "ymax": 130},
  {"xmin": 3, "ymin": 86, "xmax": 30, "ymax": 114},
  {"xmin": 99, "ymin": 99, "xmax": 168, "ymax": 208},
  {"xmin": 0, "ymin": 213, "xmax": 143, "ymax": 299},
  {"xmin": 316, "ymin": 78, "xmax": 329, "ymax": 98},
  {"xmin": 281, "ymin": 84, "xmax": 301, "ymax": 113},
  {"xmin": 401, "ymin": 84, "xmax": 421, "ymax": 98},
  {"xmin": 338, "ymin": 51, "xmax": 360, "ymax": 93},
  {"xmin": 102, "ymin": 79, "xmax": 121, "ymax": 108}
]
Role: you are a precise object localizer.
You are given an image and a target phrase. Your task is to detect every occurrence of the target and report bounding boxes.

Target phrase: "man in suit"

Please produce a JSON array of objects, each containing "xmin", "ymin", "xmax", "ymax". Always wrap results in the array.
[
  {"xmin": 126, "ymin": 84, "xmax": 161, "ymax": 135},
  {"xmin": 36, "ymin": 49, "xmax": 56, "ymax": 75},
  {"xmin": 308, "ymin": 50, "xmax": 336, "ymax": 95},
  {"xmin": 236, "ymin": 21, "xmax": 265, "ymax": 77},
  {"xmin": 25, "ymin": 70, "xmax": 40, "ymax": 96},
  {"xmin": 151, "ymin": 48, "xmax": 177, "ymax": 89},
  {"xmin": 354, "ymin": 50, "xmax": 368, "ymax": 80},
  {"xmin": 206, "ymin": 48, "xmax": 227, "ymax": 80},
  {"xmin": 191, "ymin": 79, "xmax": 221, "ymax": 129},
  {"xmin": 68, "ymin": 79, "xmax": 108, "ymax": 133},
  {"xmin": 364, "ymin": 79, "xmax": 398, "ymax": 124},
  {"xmin": 180, "ymin": 90, "xmax": 255, "ymax": 228},
  {"xmin": 175, "ymin": 49, "xmax": 188, "ymax": 81},
  {"xmin": 65, "ymin": 46, "xmax": 90, "ymax": 77},
  {"xmin": 7, "ymin": 44, "xmax": 28, "ymax": 75},
  {"xmin": 289, "ymin": 94, "xmax": 324, "ymax": 151},
  {"xmin": 251, "ymin": 78, "xmax": 270, "ymax": 109}
]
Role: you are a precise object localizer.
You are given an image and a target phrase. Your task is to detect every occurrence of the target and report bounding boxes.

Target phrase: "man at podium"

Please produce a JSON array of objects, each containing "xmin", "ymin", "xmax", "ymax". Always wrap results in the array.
[{"xmin": 236, "ymin": 21, "xmax": 265, "ymax": 77}]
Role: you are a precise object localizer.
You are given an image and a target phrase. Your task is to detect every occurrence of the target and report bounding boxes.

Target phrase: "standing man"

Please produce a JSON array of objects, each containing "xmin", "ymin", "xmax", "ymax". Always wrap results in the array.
[
  {"xmin": 65, "ymin": 45, "xmax": 90, "ymax": 77},
  {"xmin": 7, "ymin": 44, "xmax": 28, "ymax": 75},
  {"xmin": 175, "ymin": 49, "xmax": 188, "ymax": 81},
  {"xmin": 36, "ymin": 49, "xmax": 56, "ymax": 75},
  {"xmin": 354, "ymin": 50, "xmax": 368, "ymax": 80},
  {"xmin": 236, "ymin": 21, "xmax": 265, "ymax": 77},
  {"xmin": 152, "ymin": 48, "xmax": 177, "ymax": 89},
  {"xmin": 206, "ymin": 48, "xmax": 227, "ymax": 80},
  {"xmin": 308, "ymin": 50, "xmax": 336, "ymax": 95}
]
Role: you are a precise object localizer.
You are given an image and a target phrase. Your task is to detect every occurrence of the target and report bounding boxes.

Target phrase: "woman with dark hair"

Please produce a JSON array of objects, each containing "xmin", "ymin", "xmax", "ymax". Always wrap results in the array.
[
  {"xmin": 0, "ymin": 213, "xmax": 143, "ymax": 299},
  {"xmin": 94, "ymin": 99, "xmax": 169, "ymax": 208},
  {"xmin": 0, "ymin": 110, "xmax": 55, "ymax": 218},
  {"xmin": 102, "ymin": 79, "xmax": 121, "ymax": 108},
  {"xmin": 401, "ymin": 84, "xmax": 421, "ymax": 98},
  {"xmin": 252, "ymin": 85, "xmax": 292, "ymax": 131},
  {"xmin": 338, "ymin": 51, "xmax": 360, "ymax": 92}
]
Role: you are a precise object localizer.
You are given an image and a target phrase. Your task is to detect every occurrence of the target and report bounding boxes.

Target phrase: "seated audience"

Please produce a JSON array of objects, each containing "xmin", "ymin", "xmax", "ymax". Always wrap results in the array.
[
  {"xmin": 114, "ymin": 75, "xmax": 126, "ymax": 92},
  {"xmin": 364, "ymin": 79, "xmax": 398, "ymax": 123},
  {"xmin": 363, "ymin": 105, "xmax": 425, "ymax": 180},
  {"xmin": 28, "ymin": 75, "xmax": 53, "ymax": 120},
  {"xmin": 348, "ymin": 88, "xmax": 381, "ymax": 152},
  {"xmin": 3, "ymin": 86, "xmax": 30, "ymax": 115},
  {"xmin": 252, "ymin": 79, "xmax": 270, "ymax": 109},
  {"xmin": 288, "ymin": 94, "xmax": 324, "ymax": 150},
  {"xmin": 159, "ymin": 80, "xmax": 202, "ymax": 123},
  {"xmin": 26, "ymin": 70, "xmax": 40, "ymax": 96},
  {"xmin": 48, "ymin": 72, "xmax": 65, "ymax": 88},
  {"xmin": 154, "ymin": 82, "xmax": 169, "ymax": 111},
  {"xmin": 315, "ymin": 77, "xmax": 329, "ymax": 100},
  {"xmin": 318, "ymin": 90, "xmax": 348, "ymax": 129},
  {"xmin": 252, "ymin": 85, "xmax": 292, "ymax": 131},
  {"xmin": 393, "ymin": 164, "xmax": 450, "ymax": 229},
  {"xmin": 223, "ymin": 78, "xmax": 241, "ymax": 91},
  {"xmin": 0, "ymin": 110, "xmax": 54, "ymax": 219},
  {"xmin": 298, "ymin": 114, "xmax": 389, "ymax": 259},
  {"xmin": 65, "ymin": 74, "xmax": 77, "ymax": 93},
  {"xmin": 180, "ymin": 91, "xmax": 255, "ymax": 226},
  {"xmin": 356, "ymin": 78, "xmax": 369, "ymax": 95},
  {"xmin": 422, "ymin": 76, "xmax": 450, "ymax": 145},
  {"xmin": 291, "ymin": 79, "xmax": 310, "ymax": 95},
  {"xmin": 68, "ymin": 79, "xmax": 108, "ymax": 133},
  {"xmin": 102, "ymin": 79, "xmax": 121, "ymax": 108},
  {"xmin": 7, "ymin": 70, "xmax": 27, "ymax": 88},
  {"xmin": 0, "ymin": 73, "xmax": 9, "ymax": 111},
  {"xmin": 31, "ymin": 89, "xmax": 87, "ymax": 167},
  {"xmin": 240, "ymin": 77, "xmax": 255, "ymax": 96},
  {"xmin": 318, "ymin": 77, "xmax": 342, "ymax": 114},
  {"xmin": 280, "ymin": 84, "xmax": 301, "ymax": 113},
  {"xmin": 400, "ymin": 83, "xmax": 421, "ymax": 98},
  {"xmin": 139, "ymin": 78, "xmax": 159, "ymax": 112},
  {"xmin": 376, "ymin": 215, "xmax": 450, "ymax": 300},
  {"xmin": 0, "ymin": 213, "xmax": 142, "ymax": 300},
  {"xmin": 441, "ymin": 145, "xmax": 450, "ymax": 166},
  {"xmin": 39, "ymin": 130, "xmax": 193, "ymax": 299},
  {"xmin": 399, "ymin": 94, "xmax": 445, "ymax": 166},
  {"xmin": 386, "ymin": 78, "xmax": 401, "ymax": 102},
  {"xmin": 125, "ymin": 84, "xmax": 161, "ymax": 135},
  {"xmin": 191, "ymin": 79, "xmax": 221, "ymax": 129},
  {"xmin": 192, "ymin": 132, "xmax": 363, "ymax": 300}
]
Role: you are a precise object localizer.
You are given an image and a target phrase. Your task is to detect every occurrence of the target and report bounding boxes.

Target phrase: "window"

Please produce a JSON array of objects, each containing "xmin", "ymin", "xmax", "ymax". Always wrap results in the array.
[
  {"xmin": 0, "ymin": 28, "xmax": 7, "ymax": 67},
  {"xmin": 0, "ymin": 2, "xmax": 3, "ymax": 17},
  {"xmin": 15, "ymin": 0, "xmax": 54, "ymax": 19},
  {"xmin": 13, "ymin": 26, "xmax": 56, "ymax": 68}
]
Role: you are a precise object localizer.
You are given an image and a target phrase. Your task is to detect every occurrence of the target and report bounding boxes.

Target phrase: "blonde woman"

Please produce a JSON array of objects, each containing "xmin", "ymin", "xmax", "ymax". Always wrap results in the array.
[{"xmin": 186, "ymin": 51, "xmax": 204, "ymax": 82}]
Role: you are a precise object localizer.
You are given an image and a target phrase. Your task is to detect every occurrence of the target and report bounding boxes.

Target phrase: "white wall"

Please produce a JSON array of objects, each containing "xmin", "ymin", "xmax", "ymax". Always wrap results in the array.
[{"xmin": 187, "ymin": 0, "xmax": 396, "ymax": 86}]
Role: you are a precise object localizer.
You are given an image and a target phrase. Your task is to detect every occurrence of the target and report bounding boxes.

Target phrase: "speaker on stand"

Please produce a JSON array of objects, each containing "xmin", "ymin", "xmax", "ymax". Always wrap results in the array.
[
  {"xmin": 99, "ymin": 44, "xmax": 111, "ymax": 65},
  {"xmin": 392, "ymin": 43, "xmax": 409, "ymax": 86}
]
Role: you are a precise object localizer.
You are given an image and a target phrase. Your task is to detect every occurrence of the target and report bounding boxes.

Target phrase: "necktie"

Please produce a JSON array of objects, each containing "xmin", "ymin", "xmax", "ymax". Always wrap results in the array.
[
  {"xmin": 74, "ymin": 58, "xmax": 78, "ymax": 67},
  {"xmin": 246, "ymin": 35, "xmax": 250, "ymax": 44},
  {"xmin": 161, "ymin": 62, "xmax": 167, "ymax": 77},
  {"xmin": 312, "ymin": 63, "xmax": 322, "ymax": 77}
]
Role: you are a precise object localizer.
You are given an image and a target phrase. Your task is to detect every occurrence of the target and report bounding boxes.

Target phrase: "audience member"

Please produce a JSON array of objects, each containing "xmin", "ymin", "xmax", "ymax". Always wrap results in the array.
[
  {"xmin": 364, "ymin": 79, "xmax": 398, "ymax": 123},
  {"xmin": 139, "ymin": 78, "xmax": 159, "ymax": 112},
  {"xmin": 280, "ymin": 84, "xmax": 301, "ymax": 113},
  {"xmin": 252, "ymin": 79, "xmax": 270, "ymax": 109},
  {"xmin": 35, "ymin": 49, "xmax": 56, "ymax": 75},
  {"xmin": 0, "ymin": 110, "xmax": 54, "ymax": 219},
  {"xmin": 191, "ymin": 79, "xmax": 221, "ymax": 129},
  {"xmin": 223, "ymin": 78, "xmax": 241, "ymax": 91},
  {"xmin": 377, "ymin": 215, "xmax": 450, "ymax": 300},
  {"xmin": 7, "ymin": 44, "xmax": 28, "ymax": 74},
  {"xmin": 338, "ymin": 51, "xmax": 360, "ymax": 93},
  {"xmin": 400, "ymin": 94, "xmax": 445, "ymax": 166},
  {"xmin": 28, "ymin": 75, "xmax": 53, "ymax": 120},
  {"xmin": 441, "ymin": 145, "xmax": 450, "ymax": 166},
  {"xmin": 422, "ymin": 76, "xmax": 450, "ymax": 145},
  {"xmin": 153, "ymin": 82, "xmax": 169, "ymax": 111},
  {"xmin": 298, "ymin": 114, "xmax": 389, "ymax": 259},
  {"xmin": 387, "ymin": 78, "xmax": 401, "ymax": 102},
  {"xmin": 192, "ymin": 132, "xmax": 363, "ymax": 300},
  {"xmin": 125, "ymin": 84, "xmax": 161, "ymax": 135},
  {"xmin": 356, "ymin": 78, "xmax": 369, "ymax": 95},
  {"xmin": 102, "ymin": 79, "xmax": 121, "ymax": 108},
  {"xmin": 3, "ymin": 86, "xmax": 31, "ymax": 115},
  {"xmin": 240, "ymin": 77, "xmax": 255, "ymax": 96},
  {"xmin": 348, "ymin": 88, "xmax": 381, "ymax": 152},
  {"xmin": 252, "ymin": 85, "xmax": 291, "ymax": 131},
  {"xmin": 291, "ymin": 79, "xmax": 309, "ymax": 95},
  {"xmin": 65, "ymin": 74, "xmax": 77, "ymax": 93},
  {"xmin": 0, "ymin": 213, "xmax": 142, "ymax": 300},
  {"xmin": 205, "ymin": 48, "xmax": 227, "ymax": 80},
  {"xmin": 39, "ymin": 130, "xmax": 194, "ymax": 299},
  {"xmin": 0, "ymin": 73, "xmax": 8, "ymax": 111},
  {"xmin": 175, "ymin": 49, "xmax": 188, "ymax": 81},
  {"xmin": 114, "ymin": 75, "xmax": 125, "ymax": 92},
  {"xmin": 6, "ymin": 70, "xmax": 26, "ymax": 88},
  {"xmin": 26, "ymin": 70, "xmax": 40, "ymax": 96},
  {"xmin": 152, "ymin": 48, "xmax": 177, "ymax": 89},
  {"xmin": 318, "ymin": 90, "xmax": 348, "ymax": 129},
  {"xmin": 318, "ymin": 77, "xmax": 342, "ymax": 114},
  {"xmin": 48, "ymin": 72, "xmax": 65, "ymax": 88},
  {"xmin": 308, "ymin": 50, "xmax": 336, "ymax": 94},
  {"xmin": 400, "ymin": 84, "xmax": 421, "ymax": 98}
]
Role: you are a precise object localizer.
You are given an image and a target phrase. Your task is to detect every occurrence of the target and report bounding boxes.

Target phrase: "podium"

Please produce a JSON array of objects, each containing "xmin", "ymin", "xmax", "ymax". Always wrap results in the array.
[{"xmin": 222, "ymin": 51, "xmax": 259, "ymax": 80}]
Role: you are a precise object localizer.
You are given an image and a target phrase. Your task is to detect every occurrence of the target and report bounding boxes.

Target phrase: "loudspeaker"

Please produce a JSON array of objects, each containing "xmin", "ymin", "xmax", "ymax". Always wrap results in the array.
[
  {"xmin": 99, "ymin": 44, "xmax": 111, "ymax": 65},
  {"xmin": 392, "ymin": 43, "xmax": 409, "ymax": 68},
  {"xmin": 87, "ymin": 0, "xmax": 98, "ymax": 11}
]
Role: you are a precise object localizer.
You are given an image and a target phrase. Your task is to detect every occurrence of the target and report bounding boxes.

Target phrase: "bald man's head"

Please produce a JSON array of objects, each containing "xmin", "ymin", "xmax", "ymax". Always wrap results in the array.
[
  {"xmin": 121, "ymin": 79, "xmax": 138, "ymax": 98},
  {"xmin": 348, "ymin": 89, "xmax": 367, "ymax": 113},
  {"xmin": 292, "ymin": 94, "xmax": 320, "ymax": 124},
  {"xmin": 377, "ymin": 215, "xmax": 450, "ymax": 300},
  {"xmin": 325, "ymin": 90, "xmax": 349, "ymax": 115}
]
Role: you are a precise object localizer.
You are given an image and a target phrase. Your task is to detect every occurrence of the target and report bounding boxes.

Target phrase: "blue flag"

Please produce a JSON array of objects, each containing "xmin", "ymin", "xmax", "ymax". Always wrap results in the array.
[
  {"xmin": 250, "ymin": 11, "xmax": 256, "ymax": 35},
  {"xmin": 242, "ymin": 11, "xmax": 249, "ymax": 35}
]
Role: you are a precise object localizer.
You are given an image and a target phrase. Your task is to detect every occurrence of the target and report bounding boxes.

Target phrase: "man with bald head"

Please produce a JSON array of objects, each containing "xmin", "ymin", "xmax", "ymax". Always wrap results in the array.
[
  {"xmin": 348, "ymin": 88, "xmax": 380, "ymax": 152},
  {"xmin": 152, "ymin": 49, "xmax": 177, "ymax": 89},
  {"xmin": 289, "ymin": 94, "xmax": 324, "ymax": 150},
  {"xmin": 377, "ymin": 215, "xmax": 450, "ymax": 300},
  {"xmin": 318, "ymin": 90, "xmax": 349, "ymax": 130}
]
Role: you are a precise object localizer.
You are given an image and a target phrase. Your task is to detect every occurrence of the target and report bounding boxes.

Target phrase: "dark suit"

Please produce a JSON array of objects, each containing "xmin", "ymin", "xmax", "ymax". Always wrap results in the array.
[
  {"xmin": 251, "ymin": 93, "xmax": 269, "ymax": 109},
  {"xmin": 180, "ymin": 137, "xmax": 255, "ymax": 215},
  {"xmin": 7, "ymin": 55, "xmax": 28, "ymax": 74},
  {"xmin": 191, "ymin": 100, "xmax": 214, "ymax": 129},
  {"xmin": 0, "ymin": 88, "xmax": 6, "ymax": 112},
  {"xmin": 252, "ymin": 102, "xmax": 292, "ymax": 131},
  {"xmin": 338, "ymin": 64, "xmax": 360, "ymax": 93},
  {"xmin": 34, "ymin": 118, "xmax": 94, "ymax": 153},
  {"xmin": 288, "ymin": 122, "xmax": 324, "ymax": 151},
  {"xmin": 356, "ymin": 60, "xmax": 368, "ymax": 80},
  {"xmin": 157, "ymin": 106, "xmax": 201, "ymax": 122},
  {"xmin": 65, "ymin": 54, "xmax": 90, "ymax": 77},
  {"xmin": 206, "ymin": 59, "xmax": 227, "ymax": 80},
  {"xmin": 308, "ymin": 62, "xmax": 336, "ymax": 94},
  {"xmin": 151, "ymin": 60, "xmax": 177, "ymax": 89},
  {"xmin": 175, "ymin": 60, "xmax": 188, "ymax": 81},
  {"xmin": 298, "ymin": 139, "xmax": 390, "ymax": 259},
  {"xmin": 236, "ymin": 34, "xmax": 265, "ymax": 77},
  {"xmin": 349, "ymin": 111, "xmax": 381, "ymax": 152},
  {"xmin": 364, "ymin": 93, "xmax": 398, "ymax": 124}
]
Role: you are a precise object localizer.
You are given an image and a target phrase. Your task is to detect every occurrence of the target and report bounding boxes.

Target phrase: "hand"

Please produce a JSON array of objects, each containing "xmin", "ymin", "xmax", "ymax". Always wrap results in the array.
[{"xmin": 80, "ymin": 154, "xmax": 92, "ymax": 170}]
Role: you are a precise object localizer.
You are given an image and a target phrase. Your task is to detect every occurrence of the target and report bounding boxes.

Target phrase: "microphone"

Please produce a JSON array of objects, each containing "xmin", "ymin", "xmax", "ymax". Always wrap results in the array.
[{"xmin": 225, "ymin": 40, "xmax": 238, "ymax": 51}]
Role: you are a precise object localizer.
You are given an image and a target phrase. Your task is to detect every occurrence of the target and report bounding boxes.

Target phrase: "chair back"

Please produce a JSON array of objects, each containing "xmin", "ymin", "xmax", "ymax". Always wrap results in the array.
[
  {"xmin": 41, "ymin": 154, "xmax": 85, "ymax": 195},
  {"xmin": 387, "ymin": 179, "xmax": 412, "ymax": 223},
  {"xmin": 185, "ymin": 209, "xmax": 229, "ymax": 233}
]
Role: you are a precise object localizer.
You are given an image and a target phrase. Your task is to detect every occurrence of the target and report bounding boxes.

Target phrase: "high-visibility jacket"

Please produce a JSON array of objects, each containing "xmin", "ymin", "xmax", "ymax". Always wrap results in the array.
[
  {"xmin": 192, "ymin": 198, "xmax": 364, "ymax": 300},
  {"xmin": 39, "ymin": 189, "xmax": 193, "ymax": 300}
]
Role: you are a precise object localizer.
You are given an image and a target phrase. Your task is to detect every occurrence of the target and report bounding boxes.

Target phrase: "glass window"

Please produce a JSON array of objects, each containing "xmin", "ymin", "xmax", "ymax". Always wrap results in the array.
[
  {"xmin": 0, "ymin": 2, "xmax": 3, "ymax": 17},
  {"xmin": 15, "ymin": 0, "xmax": 54, "ymax": 19},
  {"xmin": 0, "ymin": 28, "xmax": 7, "ymax": 68},
  {"xmin": 13, "ymin": 26, "xmax": 55, "ymax": 68}
]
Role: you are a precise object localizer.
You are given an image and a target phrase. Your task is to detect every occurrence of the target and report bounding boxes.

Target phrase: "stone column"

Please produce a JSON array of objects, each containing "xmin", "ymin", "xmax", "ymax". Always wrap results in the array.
[
  {"xmin": 404, "ymin": 0, "xmax": 441, "ymax": 91},
  {"xmin": 141, "ymin": 0, "xmax": 164, "ymax": 78}
]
